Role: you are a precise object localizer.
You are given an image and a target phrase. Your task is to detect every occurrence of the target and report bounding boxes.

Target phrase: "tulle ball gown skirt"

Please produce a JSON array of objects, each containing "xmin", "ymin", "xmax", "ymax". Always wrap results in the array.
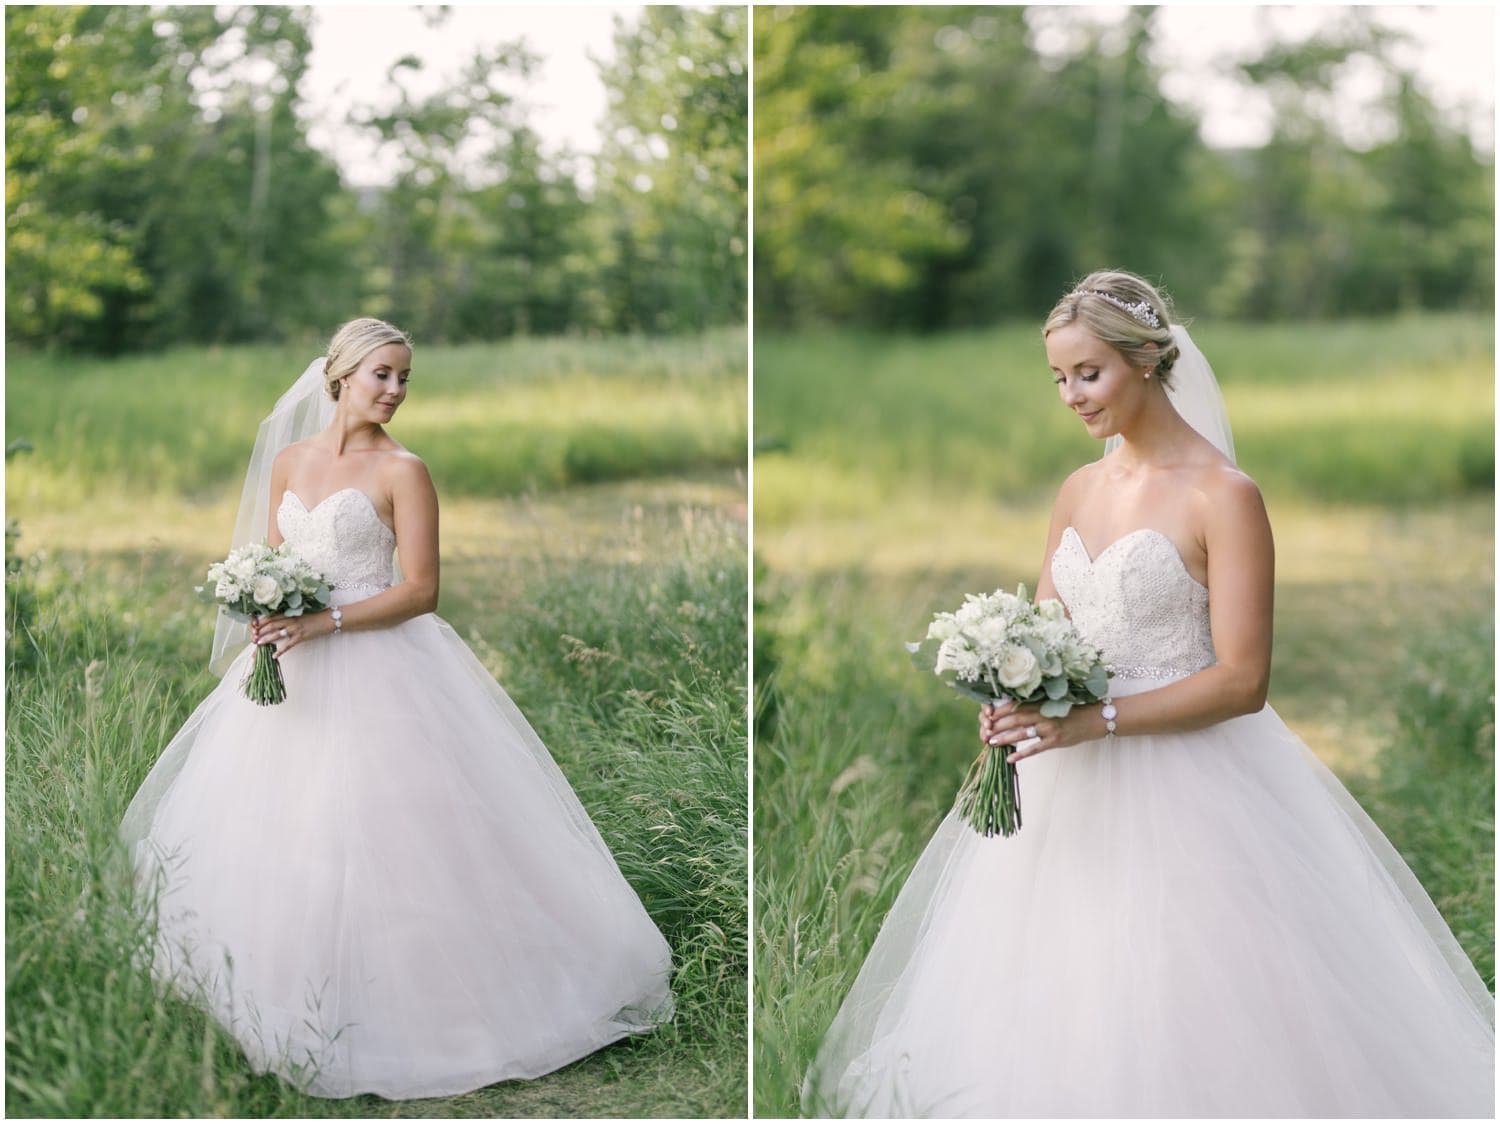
[
  {"xmin": 121, "ymin": 599, "xmax": 673, "ymax": 1100},
  {"xmin": 803, "ymin": 676, "xmax": 1495, "ymax": 1118}
]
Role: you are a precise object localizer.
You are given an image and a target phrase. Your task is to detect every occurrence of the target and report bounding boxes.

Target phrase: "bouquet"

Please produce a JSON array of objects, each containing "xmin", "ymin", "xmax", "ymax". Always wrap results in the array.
[
  {"xmin": 907, "ymin": 584, "xmax": 1111, "ymax": 837},
  {"xmin": 198, "ymin": 542, "xmax": 332, "ymax": 705}
]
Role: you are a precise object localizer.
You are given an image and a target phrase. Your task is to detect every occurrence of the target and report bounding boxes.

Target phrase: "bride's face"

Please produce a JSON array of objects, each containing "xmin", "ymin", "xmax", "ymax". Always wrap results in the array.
[
  {"xmin": 340, "ymin": 343, "xmax": 412, "ymax": 424},
  {"xmin": 1044, "ymin": 322, "xmax": 1150, "ymax": 439}
]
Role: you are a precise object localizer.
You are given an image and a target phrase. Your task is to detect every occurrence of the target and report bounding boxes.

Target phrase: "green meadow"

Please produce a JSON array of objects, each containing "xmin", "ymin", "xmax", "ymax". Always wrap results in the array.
[
  {"xmin": 752, "ymin": 313, "xmax": 1495, "ymax": 1116},
  {"xmin": 5, "ymin": 331, "xmax": 748, "ymax": 1118}
]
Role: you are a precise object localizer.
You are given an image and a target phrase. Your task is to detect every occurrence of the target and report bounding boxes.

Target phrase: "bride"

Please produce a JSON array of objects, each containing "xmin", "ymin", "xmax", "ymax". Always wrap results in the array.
[
  {"xmin": 802, "ymin": 271, "xmax": 1494, "ymax": 1118},
  {"xmin": 120, "ymin": 318, "xmax": 674, "ymax": 1100}
]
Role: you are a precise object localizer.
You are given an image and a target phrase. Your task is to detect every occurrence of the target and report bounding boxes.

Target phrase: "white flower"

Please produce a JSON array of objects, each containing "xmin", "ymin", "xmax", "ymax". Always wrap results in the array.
[
  {"xmin": 936, "ymin": 636, "xmax": 983, "ymax": 681},
  {"xmin": 251, "ymin": 574, "xmax": 282, "ymax": 607},
  {"xmin": 927, "ymin": 614, "xmax": 959, "ymax": 642},
  {"xmin": 215, "ymin": 576, "xmax": 241, "ymax": 601},
  {"xmin": 1036, "ymin": 598, "xmax": 1067, "ymax": 622},
  {"xmin": 995, "ymin": 644, "xmax": 1042, "ymax": 695},
  {"xmin": 971, "ymin": 616, "xmax": 1011, "ymax": 659}
]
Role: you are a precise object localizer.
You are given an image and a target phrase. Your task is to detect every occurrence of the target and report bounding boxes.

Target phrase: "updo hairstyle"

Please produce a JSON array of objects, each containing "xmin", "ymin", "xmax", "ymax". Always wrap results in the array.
[
  {"xmin": 324, "ymin": 317, "xmax": 413, "ymax": 401},
  {"xmin": 1042, "ymin": 270, "xmax": 1177, "ymax": 386}
]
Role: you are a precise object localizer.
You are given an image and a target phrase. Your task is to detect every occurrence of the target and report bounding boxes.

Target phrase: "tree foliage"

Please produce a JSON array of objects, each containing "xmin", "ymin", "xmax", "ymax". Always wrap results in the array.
[
  {"xmin": 753, "ymin": 6, "xmax": 1493, "ymax": 328},
  {"xmin": 5, "ymin": 5, "xmax": 747, "ymax": 353}
]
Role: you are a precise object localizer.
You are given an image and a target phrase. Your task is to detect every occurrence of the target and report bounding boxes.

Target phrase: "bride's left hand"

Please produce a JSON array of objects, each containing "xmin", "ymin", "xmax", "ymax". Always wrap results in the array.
[
  {"xmin": 250, "ymin": 612, "xmax": 328, "ymax": 656},
  {"xmin": 980, "ymin": 699, "xmax": 1104, "ymax": 763}
]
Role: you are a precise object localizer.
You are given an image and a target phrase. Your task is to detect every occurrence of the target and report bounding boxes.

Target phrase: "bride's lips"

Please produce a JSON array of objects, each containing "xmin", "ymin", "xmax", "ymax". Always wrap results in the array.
[{"xmin": 1078, "ymin": 408, "xmax": 1103, "ymax": 424}]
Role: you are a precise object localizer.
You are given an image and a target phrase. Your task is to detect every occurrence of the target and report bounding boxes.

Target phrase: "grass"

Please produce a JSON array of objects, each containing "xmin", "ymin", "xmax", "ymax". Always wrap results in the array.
[
  {"xmin": 5, "ymin": 326, "xmax": 746, "ymax": 509},
  {"xmin": 5, "ymin": 332, "xmax": 748, "ymax": 1118},
  {"xmin": 751, "ymin": 313, "xmax": 1495, "ymax": 1117},
  {"xmin": 754, "ymin": 311, "xmax": 1493, "ymax": 519}
]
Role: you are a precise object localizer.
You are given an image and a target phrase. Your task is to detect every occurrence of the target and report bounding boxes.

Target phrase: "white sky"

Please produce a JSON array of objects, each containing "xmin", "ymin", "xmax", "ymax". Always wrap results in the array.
[
  {"xmin": 1033, "ymin": 5, "xmax": 1495, "ymax": 152},
  {"xmin": 300, "ymin": 5, "xmax": 639, "ymax": 188},
  {"xmin": 295, "ymin": 4, "xmax": 1494, "ymax": 188}
]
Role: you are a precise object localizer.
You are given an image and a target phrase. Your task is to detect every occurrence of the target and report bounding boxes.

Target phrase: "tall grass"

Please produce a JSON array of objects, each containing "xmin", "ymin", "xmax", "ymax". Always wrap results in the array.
[
  {"xmin": 752, "ymin": 314, "xmax": 1495, "ymax": 1116},
  {"xmin": 6, "ymin": 331, "xmax": 748, "ymax": 1118},
  {"xmin": 6, "ymin": 500, "xmax": 747, "ymax": 1118}
]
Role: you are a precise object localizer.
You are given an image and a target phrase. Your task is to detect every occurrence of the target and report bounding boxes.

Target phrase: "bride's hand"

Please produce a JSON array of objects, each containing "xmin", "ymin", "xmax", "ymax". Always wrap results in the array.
[
  {"xmin": 250, "ymin": 612, "xmax": 331, "ymax": 656},
  {"xmin": 979, "ymin": 700, "xmax": 1104, "ymax": 763}
]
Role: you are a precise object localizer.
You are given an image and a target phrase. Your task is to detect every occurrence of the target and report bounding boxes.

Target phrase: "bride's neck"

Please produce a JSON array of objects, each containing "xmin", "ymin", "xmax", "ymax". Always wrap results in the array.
[
  {"xmin": 324, "ymin": 413, "xmax": 386, "ymax": 455},
  {"xmin": 1112, "ymin": 398, "xmax": 1200, "ymax": 468}
]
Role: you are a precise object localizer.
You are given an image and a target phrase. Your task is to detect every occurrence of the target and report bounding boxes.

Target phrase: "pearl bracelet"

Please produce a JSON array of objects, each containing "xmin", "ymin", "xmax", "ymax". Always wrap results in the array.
[
  {"xmin": 330, "ymin": 606, "xmax": 343, "ymax": 635},
  {"xmin": 1101, "ymin": 696, "xmax": 1118, "ymax": 739}
]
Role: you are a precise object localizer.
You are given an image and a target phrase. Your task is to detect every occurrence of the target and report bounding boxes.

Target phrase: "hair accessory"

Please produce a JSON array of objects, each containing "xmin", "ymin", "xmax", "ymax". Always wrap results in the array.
[
  {"xmin": 331, "ymin": 606, "xmax": 343, "ymax": 634},
  {"xmin": 1076, "ymin": 289, "xmax": 1161, "ymax": 329}
]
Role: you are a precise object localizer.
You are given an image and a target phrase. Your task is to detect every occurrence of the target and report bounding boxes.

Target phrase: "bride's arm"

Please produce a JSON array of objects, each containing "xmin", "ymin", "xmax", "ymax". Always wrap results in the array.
[
  {"xmin": 252, "ymin": 457, "xmax": 440, "ymax": 651},
  {"xmin": 992, "ymin": 470, "xmax": 1275, "ymax": 757}
]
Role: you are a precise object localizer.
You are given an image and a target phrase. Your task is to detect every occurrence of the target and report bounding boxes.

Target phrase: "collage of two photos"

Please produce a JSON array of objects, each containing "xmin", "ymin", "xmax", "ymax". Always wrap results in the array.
[{"xmin": 5, "ymin": 3, "xmax": 1496, "ymax": 1120}]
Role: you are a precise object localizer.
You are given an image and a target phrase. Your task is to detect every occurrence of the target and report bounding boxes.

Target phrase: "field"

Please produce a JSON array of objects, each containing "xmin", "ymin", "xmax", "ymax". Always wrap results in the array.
[
  {"xmin": 752, "ymin": 314, "xmax": 1496, "ymax": 1116},
  {"xmin": 5, "ymin": 329, "xmax": 748, "ymax": 1118}
]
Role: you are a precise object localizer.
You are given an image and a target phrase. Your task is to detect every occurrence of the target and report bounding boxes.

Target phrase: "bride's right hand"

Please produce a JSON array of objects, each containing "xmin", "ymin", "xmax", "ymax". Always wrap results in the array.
[{"xmin": 979, "ymin": 700, "xmax": 1013, "ymax": 743}]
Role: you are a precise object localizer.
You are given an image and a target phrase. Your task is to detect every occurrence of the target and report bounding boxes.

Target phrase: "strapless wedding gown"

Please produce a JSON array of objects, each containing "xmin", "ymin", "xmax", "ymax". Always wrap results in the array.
[
  {"xmin": 803, "ymin": 526, "xmax": 1494, "ymax": 1118},
  {"xmin": 121, "ymin": 488, "xmax": 673, "ymax": 1099}
]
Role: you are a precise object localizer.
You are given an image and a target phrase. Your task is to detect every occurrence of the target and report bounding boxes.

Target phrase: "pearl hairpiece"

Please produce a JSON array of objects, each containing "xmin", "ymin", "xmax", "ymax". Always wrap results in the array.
[{"xmin": 1074, "ymin": 289, "xmax": 1161, "ymax": 329}]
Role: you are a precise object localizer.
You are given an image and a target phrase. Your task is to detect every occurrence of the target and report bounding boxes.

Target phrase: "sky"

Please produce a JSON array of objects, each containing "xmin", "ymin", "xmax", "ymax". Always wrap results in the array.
[
  {"xmin": 297, "ymin": 4, "xmax": 1494, "ymax": 188},
  {"xmin": 301, "ymin": 5, "xmax": 639, "ymax": 188},
  {"xmin": 1142, "ymin": 5, "xmax": 1494, "ymax": 151}
]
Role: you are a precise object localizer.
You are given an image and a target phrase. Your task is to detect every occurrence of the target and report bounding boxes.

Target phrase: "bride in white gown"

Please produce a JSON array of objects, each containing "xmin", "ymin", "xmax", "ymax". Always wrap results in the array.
[
  {"xmin": 121, "ymin": 318, "xmax": 673, "ymax": 1100},
  {"xmin": 802, "ymin": 272, "xmax": 1494, "ymax": 1118}
]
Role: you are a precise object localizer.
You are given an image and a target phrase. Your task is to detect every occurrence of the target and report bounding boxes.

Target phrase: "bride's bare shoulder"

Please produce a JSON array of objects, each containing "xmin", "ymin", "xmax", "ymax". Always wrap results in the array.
[
  {"xmin": 377, "ymin": 447, "xmax": 435, "ymax": 495},
  {"xmin": 1193, "ymin": 460, "xmax": 1270, "ymax": 535},
  {"xmin": 273, "ymin": 437, "xmax": 319, "ymax": 468}
]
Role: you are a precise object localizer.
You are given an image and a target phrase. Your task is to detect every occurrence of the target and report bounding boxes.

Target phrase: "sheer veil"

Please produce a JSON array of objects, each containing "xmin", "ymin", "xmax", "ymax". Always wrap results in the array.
[
  {"xmin": 1105, "ymin": 324, "xmax": 1235, "ymax": 464},
  {"xmin": 209, "ymin": 357, "xmax": 333, "ymax": 675}
]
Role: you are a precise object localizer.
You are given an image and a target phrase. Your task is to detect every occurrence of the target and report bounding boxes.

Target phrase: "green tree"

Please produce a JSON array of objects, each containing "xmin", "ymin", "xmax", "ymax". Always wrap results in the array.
[
  {"xmin": 595, "ymin": 5, "xmax": 748, "ymax": 332},
  {"xmin": 6, "ymin": 5, "xmax": 350, "ymax": 352}
]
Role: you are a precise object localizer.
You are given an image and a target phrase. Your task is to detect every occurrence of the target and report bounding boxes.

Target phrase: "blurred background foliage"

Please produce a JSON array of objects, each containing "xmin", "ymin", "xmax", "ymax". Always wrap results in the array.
[
  {"xmin": 6, "ymin": 4, "xmax": 747, "ymax": 353},
  {"xmin": 754, "ymin": 5, "xmax": 1493, "ymax": 329}
]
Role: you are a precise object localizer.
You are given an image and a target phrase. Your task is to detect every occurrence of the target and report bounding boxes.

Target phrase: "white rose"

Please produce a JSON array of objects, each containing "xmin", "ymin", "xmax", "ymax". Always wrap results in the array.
[
  {"xmin": 251, "ymin": 574, "xmax": 282, "ymax": 607},
  {"xmin": 215, "ymin": 576, "xmax": 241, "ymax": 601},
  {"xmin": 995, "ymin": 644, "xmax": 1042, "ymax": 695}
]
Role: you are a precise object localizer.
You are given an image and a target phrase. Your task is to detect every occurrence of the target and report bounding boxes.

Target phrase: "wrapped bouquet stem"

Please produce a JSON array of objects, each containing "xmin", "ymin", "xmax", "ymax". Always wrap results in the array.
[
  {"xmin": 197, "ymin": 542, "xmax": 333, "ymax": 705},
  {"xmin": 908, "ymin": 584, "xmax": 1111, "ymax": 838}
]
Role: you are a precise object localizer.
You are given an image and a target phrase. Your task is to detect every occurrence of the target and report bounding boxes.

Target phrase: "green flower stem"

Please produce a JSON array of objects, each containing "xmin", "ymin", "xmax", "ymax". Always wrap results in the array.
[
  {"xmin": 241, "ymin": 642, "xmax": 286, "ymax": 706},
  {"xmin": 956, "ymin": 696, "xmax": 1023, "ymax": 837}
]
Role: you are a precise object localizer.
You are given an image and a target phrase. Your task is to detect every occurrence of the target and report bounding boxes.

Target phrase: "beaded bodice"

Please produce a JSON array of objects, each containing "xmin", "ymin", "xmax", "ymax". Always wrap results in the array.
[
  {"xmin": 277, "ymin": 489, "xmax": 396, "ymax": 598},
  {"xmin": 1050, "ymin": 526, "xmax": 1215, "ymax": 680}
]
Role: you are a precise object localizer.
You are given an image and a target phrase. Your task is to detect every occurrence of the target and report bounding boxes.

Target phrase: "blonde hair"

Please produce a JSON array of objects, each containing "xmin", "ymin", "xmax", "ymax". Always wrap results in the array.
[
  {"xmin": 1043, "ymin": 270, "xmax": 1178, "ymax": 386},
  {"xmin": 324, "ymin": 317, "xmax": 412, "ymax": 400}
]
